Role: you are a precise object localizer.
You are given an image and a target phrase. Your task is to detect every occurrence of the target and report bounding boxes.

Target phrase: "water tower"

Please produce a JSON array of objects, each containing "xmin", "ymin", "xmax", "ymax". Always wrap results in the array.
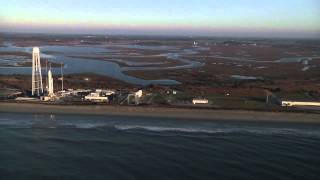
[{"xmin": 31, "ymin": 47, "xmax": 44, "ymax": 96}]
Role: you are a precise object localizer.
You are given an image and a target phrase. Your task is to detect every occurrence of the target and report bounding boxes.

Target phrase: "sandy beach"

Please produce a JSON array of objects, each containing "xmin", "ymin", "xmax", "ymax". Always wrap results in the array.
[{"xmin": 0, "ymin": 102, "xmax": 319, "ymax": 123}]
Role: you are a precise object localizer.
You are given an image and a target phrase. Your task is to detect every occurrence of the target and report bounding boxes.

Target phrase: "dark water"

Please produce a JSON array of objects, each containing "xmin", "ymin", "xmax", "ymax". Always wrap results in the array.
[{"xmin": 0, "ymin": 112, "xmax": 319, "ymax": 180}]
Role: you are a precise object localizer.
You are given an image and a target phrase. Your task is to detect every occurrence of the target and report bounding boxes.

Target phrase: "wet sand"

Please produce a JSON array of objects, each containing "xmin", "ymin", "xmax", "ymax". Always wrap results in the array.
[{"xmin": 0, "ymin": 102, "xmax": 319, "ymax": 123}]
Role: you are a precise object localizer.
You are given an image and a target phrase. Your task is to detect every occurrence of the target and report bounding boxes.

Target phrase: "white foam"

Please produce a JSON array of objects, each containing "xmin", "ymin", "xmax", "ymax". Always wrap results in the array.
[
  {"xmin": 115, "ymin": 125, "xmax": 239, "ymax": 134},
  {"xmin": 114, "ymin": 124, "xmax": 320, "ymax": 137},
  {"xmin": 74, "ymin": 123, "xmax": 107, "ymax": 129}
]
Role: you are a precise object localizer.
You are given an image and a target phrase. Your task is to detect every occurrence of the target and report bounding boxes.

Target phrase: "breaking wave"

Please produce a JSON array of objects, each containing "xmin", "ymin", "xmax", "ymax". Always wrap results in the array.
[
  {"xmin": 1, "ymin": 113, "xmax": 319, "ymax": 137},
  {"xmin": 114, "ymin": 125, "xmax": 221, "ymax": 134},
  {"xmin": 114, "ymin": 124, "xmax": 320, "ymax": 137}
]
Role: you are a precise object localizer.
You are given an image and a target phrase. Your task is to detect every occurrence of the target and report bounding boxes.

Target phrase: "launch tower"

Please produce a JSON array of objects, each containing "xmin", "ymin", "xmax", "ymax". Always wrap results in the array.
[{"xmin": 31, "ymin": 47, "xmax": 44, "ymax": 96}]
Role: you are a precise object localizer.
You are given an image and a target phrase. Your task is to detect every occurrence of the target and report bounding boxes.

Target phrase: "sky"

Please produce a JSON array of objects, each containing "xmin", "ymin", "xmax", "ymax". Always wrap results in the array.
[{"xmin": 0, "ymin": 0, "xmax": 319, "ymax": 38}]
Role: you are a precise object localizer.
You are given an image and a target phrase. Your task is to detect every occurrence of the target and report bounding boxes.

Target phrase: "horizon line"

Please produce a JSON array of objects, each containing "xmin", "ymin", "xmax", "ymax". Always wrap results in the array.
[{"xmin": 1, "ymin": 31, "xmax": 320, "ymax": 40}]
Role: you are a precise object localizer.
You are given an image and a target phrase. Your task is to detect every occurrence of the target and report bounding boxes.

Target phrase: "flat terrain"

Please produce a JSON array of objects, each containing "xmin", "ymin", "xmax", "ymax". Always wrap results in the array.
[
  {"xmin": 1, "ymin": 102, "xmax": 320, "ymax": 123},
  {"xmin": 1, "ymin": 33, "xmax": 319, "ymax": 109},
  {"xmin": 0, "ymin": 74, "xmax": 135, "ymax": 91}
]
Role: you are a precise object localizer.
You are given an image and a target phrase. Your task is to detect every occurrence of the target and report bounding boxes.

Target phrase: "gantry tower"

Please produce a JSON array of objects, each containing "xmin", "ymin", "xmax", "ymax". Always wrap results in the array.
[{"xmin": 32, "ymin": 47, "xmax": 44, "ymax": 96}]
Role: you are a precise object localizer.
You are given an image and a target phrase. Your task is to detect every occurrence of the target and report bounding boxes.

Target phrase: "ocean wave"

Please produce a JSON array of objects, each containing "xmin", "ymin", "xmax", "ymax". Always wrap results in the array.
[
  {"xmin": 73, "ymin": 123, "xmax": 108, "ymax": 129},
  {"xmin": 1, "ymin": 117, "xmax": 320, "ymax": 138},
  {"xmin": 114, "ymin": 125, "xmax": 223, "ymax": 134},
  {"xmin": 114, "ymin": 124, "xmax": 320, "ymax": 137}
]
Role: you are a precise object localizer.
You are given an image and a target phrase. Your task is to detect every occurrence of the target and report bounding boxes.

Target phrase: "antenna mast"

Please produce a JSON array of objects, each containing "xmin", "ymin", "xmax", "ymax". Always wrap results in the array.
[
  {"xmin": 45, "ymin": 60, "xmax": 48, "ymax": 91},
  {"xmin": 61, "ymin": 62, "xmax": 64, "ymax": 91}
]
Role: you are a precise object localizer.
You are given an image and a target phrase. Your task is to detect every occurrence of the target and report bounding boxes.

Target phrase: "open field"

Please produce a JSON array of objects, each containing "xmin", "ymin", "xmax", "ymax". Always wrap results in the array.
[{"xmin": 0, "ymin": 74, "xmax": 136, "ymax": 92}]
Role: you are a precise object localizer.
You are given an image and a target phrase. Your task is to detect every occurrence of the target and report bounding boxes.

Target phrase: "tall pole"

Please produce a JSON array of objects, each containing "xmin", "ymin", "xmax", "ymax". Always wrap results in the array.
[
  {"xmin": 32, "ymin": 51, "xmax": 35, "ymax": 96},
  {"xmin": 38, "ymin": 50, "xmax": 43, "ymax": 95},
  {"xmin": 61, "ymin": 62, "xmax": 64, "ymax": 91},
  {"xmin": 48, "ymin": 63, "xmax": 54, "ymax": 96},
  {"xmin": 46, "ymin": 60, "xmax": 48, "ymax": 91}
]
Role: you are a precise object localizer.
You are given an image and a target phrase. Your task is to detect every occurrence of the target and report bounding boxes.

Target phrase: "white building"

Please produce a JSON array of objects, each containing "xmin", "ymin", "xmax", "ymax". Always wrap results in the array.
[
  {"xmin": 127, "ymin": 90, "xmax": 144, "ymax": 105},
  {"xmin": 135, "ymin": 90, "xmax": 143, "ymax": 98},
  {"xmin": 192, "ymin": 98, "xmax": 209, "ymax": 105},
  {"xmin": 84, "ymin": 89, "xmax": 115, "ymax": 102},
  {"xmin": 193, "ymin": 41, "xmax": 198, "ymax": 47},
  {"xmin": 281, "ymin": 101, "xmax": 320, "ymax": 107},
  {"xmin": 85, "ymin": 92, "xmax": 109, "ymax": 102}
]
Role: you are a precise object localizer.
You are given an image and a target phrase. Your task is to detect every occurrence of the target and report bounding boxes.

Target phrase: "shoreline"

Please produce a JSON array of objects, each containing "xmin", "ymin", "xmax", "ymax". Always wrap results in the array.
[{"xmin": 0, "ymin": 102, "xmax": 320, "ymax": 123}]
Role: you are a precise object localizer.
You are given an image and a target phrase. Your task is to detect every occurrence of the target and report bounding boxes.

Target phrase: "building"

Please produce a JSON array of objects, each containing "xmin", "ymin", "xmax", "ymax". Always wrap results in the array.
[
  {"xmin": 84, "ymin": 89, "xmax": 115, "ymax": 102},
  {"xmin": 85, "ymin": 92, "xmax": 108, "ymax": 102},
  {"xmin": 193, "ymin": 41, "xmax": 198, "ymax": 47},
  {"xmin": 192, "ymin": 98, "xmax": 209, "ymax": 105},
  {"xmin": 15, "ymin": 97, "xmax": 40, "ymax": 101},
  {"xmin": 135, "ymin": 90, "xmax": 143, "ymax": 98},
  {"xmin": 126, "ymin": 90, "xmax": 144, "ymax": 105},
  {"xmin": 281, "ymin": 101, "xmax": 320, "ymax": 107}
]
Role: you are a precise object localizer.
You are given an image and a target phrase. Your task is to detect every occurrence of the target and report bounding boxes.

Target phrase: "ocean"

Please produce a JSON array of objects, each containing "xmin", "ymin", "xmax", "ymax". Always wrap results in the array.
[{"xmin": 0, "ymin": 112, "xmax": 319, "ymax": 180}]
